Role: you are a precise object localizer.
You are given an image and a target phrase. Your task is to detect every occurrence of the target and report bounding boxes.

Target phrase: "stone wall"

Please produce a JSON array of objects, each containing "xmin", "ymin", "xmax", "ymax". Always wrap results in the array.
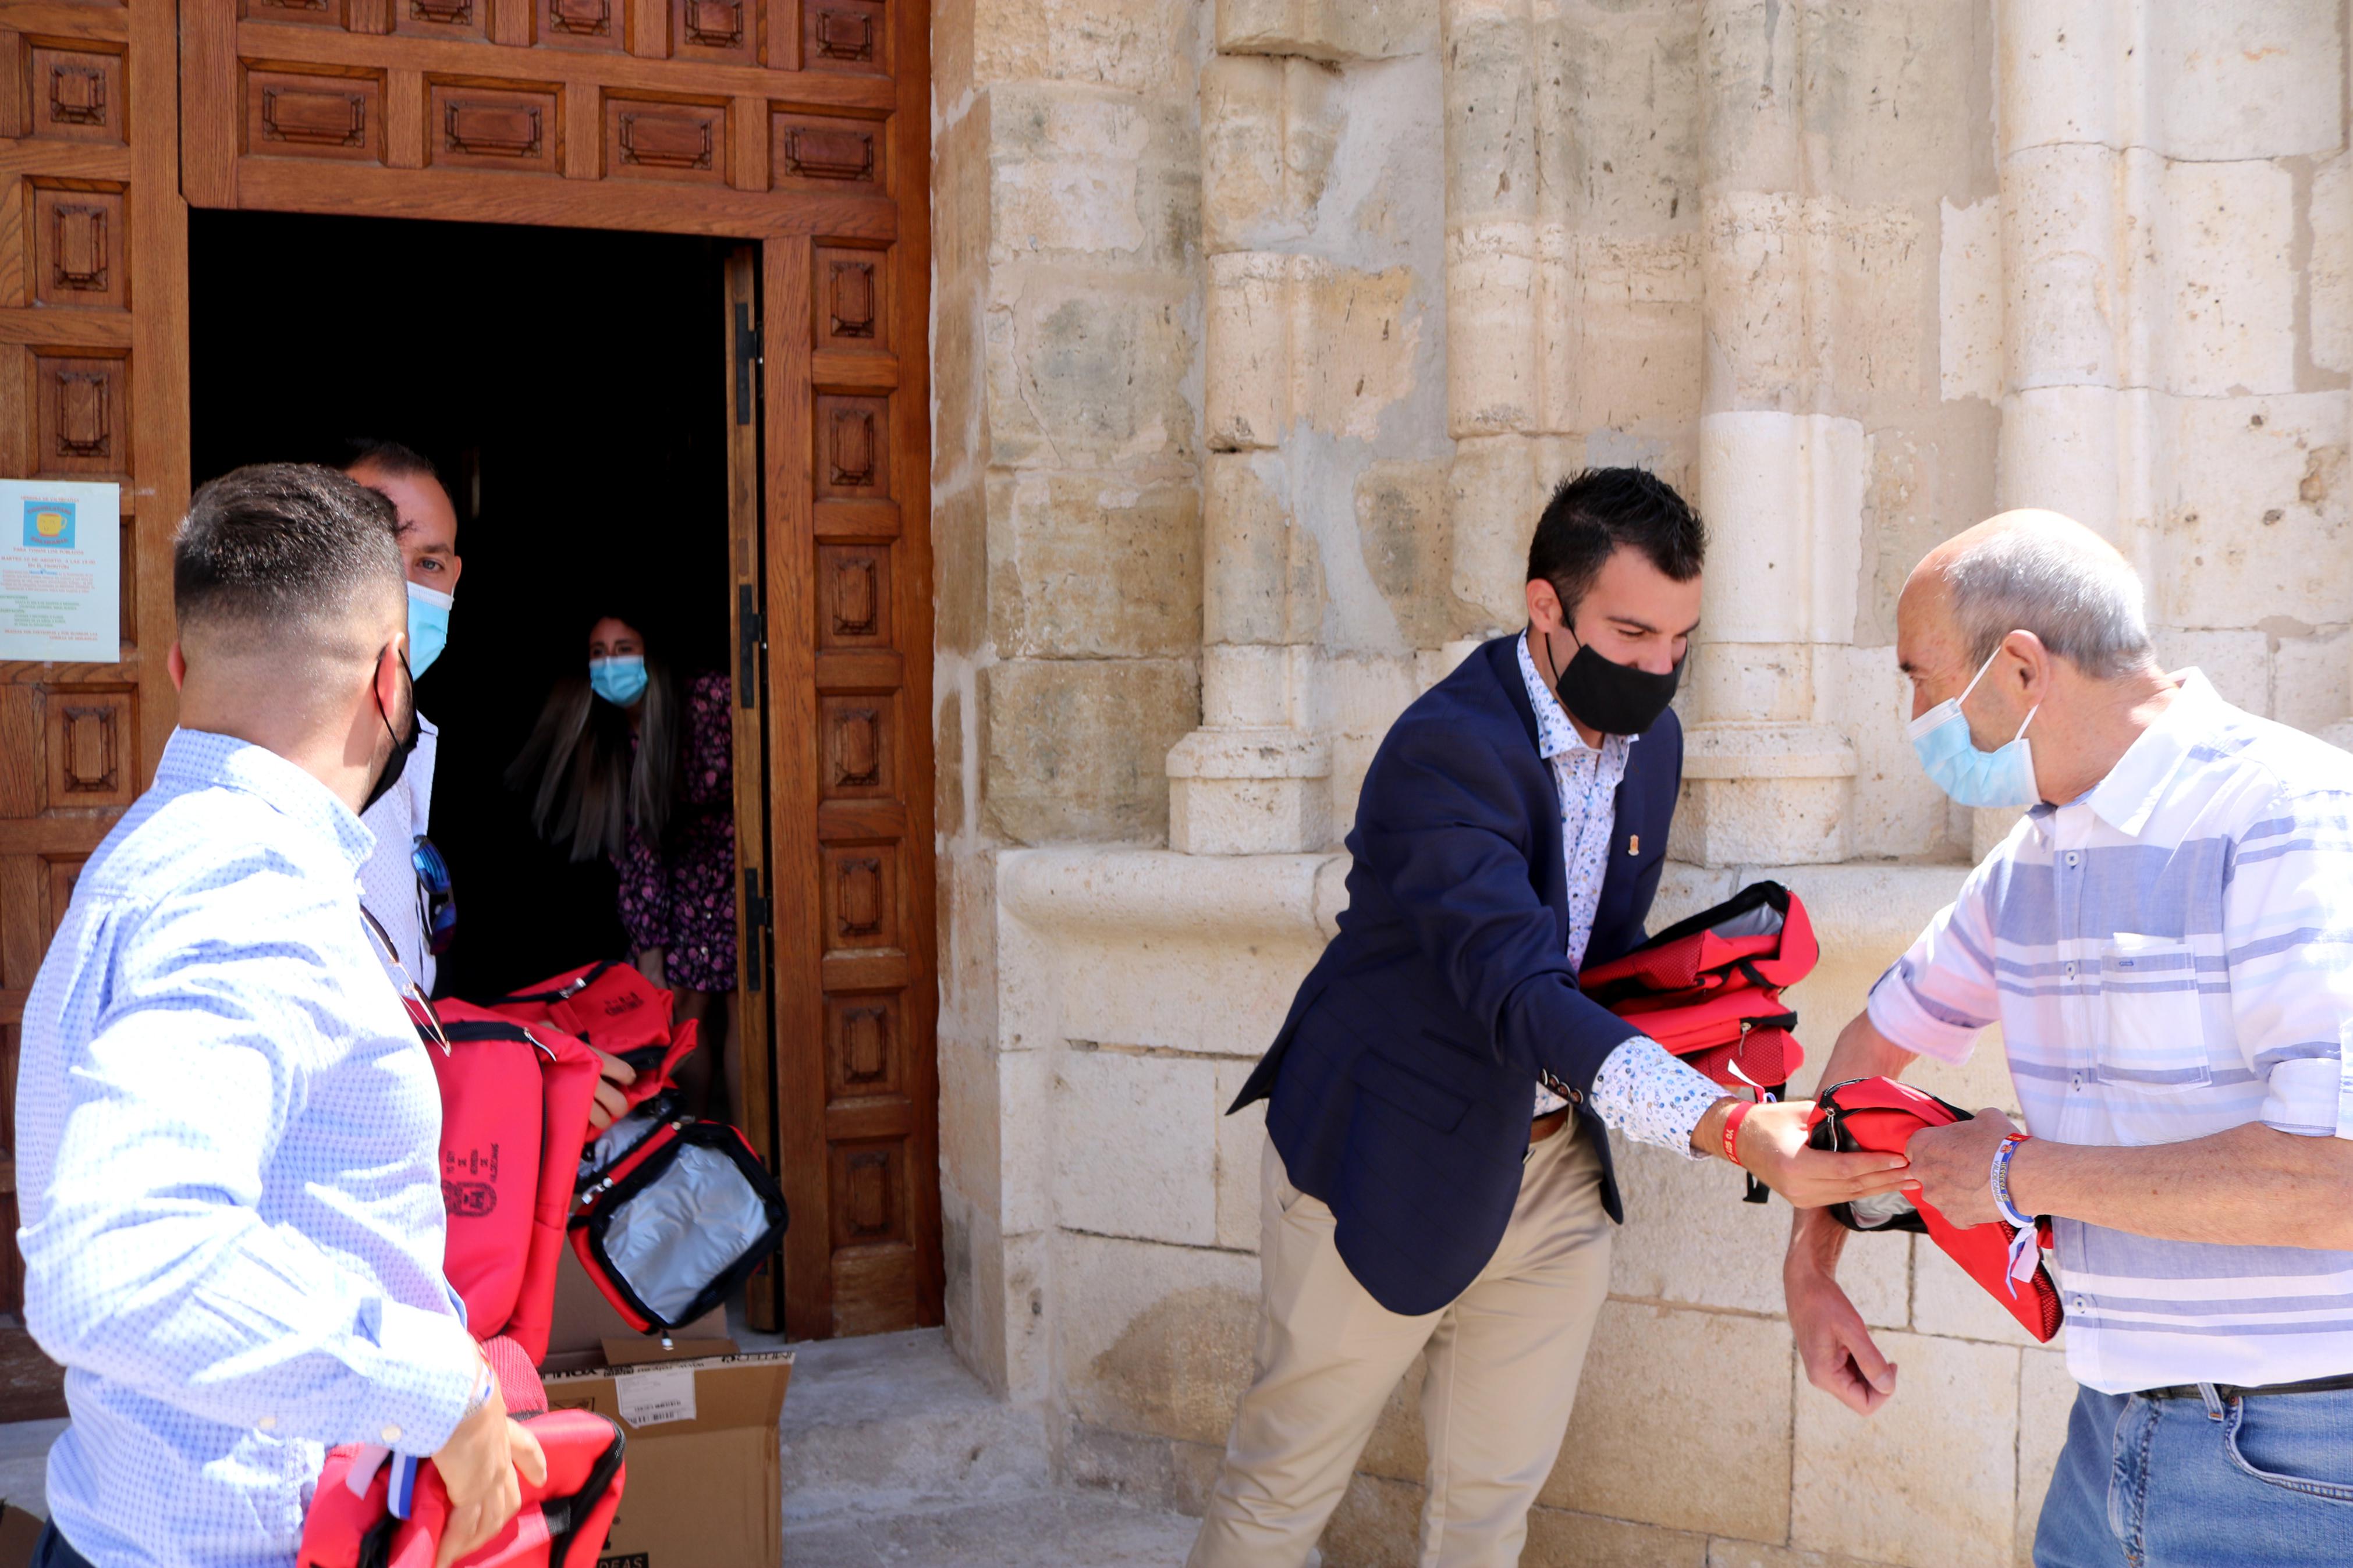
[{"xmin": 931, "ymin": 1, "xmax": 2353, "ymax": 1563}]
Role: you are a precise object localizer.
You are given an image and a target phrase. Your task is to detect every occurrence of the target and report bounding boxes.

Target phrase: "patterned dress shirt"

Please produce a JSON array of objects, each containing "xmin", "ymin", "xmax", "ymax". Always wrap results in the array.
[
  {"xmin": 1517, "ymin": 632, "xmax": 1724, "ymax": 1154},
  {"xmin": 17, "ymin": 730, "xmax": 480, "ymax": 1567}
]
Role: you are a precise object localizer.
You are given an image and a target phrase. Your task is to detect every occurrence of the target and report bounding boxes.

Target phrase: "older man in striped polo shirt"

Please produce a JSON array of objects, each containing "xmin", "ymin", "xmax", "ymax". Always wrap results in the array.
[{"xmin": 1785, "ymin": 510, "xmax": 2353, "ymax": 1568}]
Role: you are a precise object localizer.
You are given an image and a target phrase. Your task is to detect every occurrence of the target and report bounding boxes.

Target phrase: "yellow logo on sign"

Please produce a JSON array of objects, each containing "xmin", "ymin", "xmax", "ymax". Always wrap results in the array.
[{"xmin": 32, "ymin": 509, "xmax": 66, "ymax": 538}]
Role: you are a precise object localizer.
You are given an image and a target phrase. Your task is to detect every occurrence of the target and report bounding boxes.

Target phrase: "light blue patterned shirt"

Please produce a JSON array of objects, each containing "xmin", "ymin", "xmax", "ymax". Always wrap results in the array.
[
  {"xmin": 17, "ymin": 730, "xmax": 479, "ymax": 1567},
  {"xmin": 1517, "ymin": 633, "xmax": 1724, "ymax": 1151}
]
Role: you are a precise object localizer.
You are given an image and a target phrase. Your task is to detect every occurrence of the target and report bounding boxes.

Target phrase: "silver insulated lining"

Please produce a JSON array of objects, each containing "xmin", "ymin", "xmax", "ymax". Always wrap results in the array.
[{"xmin": 602, "ymin": 1142, "xmax": 772, "ymax": 1322}]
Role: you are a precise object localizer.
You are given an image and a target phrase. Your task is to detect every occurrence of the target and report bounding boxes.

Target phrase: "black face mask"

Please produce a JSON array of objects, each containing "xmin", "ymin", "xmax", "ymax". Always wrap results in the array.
[
  {"xmin": 361, "ymin": 652, "xmax": 420, "ymax": 816},
  {"xmin": 1543, "ymin": 624, "xmax": 1683, "ymax": 737}
]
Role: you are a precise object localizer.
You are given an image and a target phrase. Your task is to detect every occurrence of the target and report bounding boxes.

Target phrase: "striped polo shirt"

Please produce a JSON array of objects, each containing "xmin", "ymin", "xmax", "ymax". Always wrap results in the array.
[{"xmin": 1868, "ymin": 670, "xmax": 2353, "ymax": 1394}]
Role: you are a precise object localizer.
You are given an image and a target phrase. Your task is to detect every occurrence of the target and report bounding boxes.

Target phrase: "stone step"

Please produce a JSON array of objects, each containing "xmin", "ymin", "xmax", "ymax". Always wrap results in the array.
[
  {"xmin": 779, "ymin": 1327, "xmax": 1054, "ymax": 1524},
  {"xmin": 782, "ymin": 1489, "xmax": 1200, "ymax": 1567}
]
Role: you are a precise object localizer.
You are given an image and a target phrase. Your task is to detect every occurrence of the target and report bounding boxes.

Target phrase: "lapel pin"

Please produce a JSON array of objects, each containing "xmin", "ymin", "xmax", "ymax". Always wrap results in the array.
[{"xmin": 1628, "ymin": 835, "xmax": 1639, "ymax": 855}]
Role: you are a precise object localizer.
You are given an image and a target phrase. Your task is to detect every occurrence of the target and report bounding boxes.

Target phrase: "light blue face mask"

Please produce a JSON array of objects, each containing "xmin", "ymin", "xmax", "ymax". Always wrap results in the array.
[
  {"xmin": 590, "ymin": 653, "xmax": 649, "ymax": 707},
  {"xmin": 407, "ymin": 582, "xmax": 453, "ymax": 677},
  {"xmin": 1908, "ymin": 645, "xmax": 2042, "ymax": 809}
]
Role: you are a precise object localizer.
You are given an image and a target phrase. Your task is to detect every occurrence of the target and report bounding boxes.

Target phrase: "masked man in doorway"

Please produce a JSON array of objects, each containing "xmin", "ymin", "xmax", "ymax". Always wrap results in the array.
[
  {"xmin": 17, "ymin": 465, "xmax": 545, "ymax": 1568},
  {"xmin": 1190, "ymin": 468, "xmax": 1914, "ymax": 1568},
  {"xmin": 1783, "ymin": 511, "xmax": 2353, "ymax": 1568},
  {"xmin": 342, "ymin": 439, "xmax": 461, "ymax": 998}
]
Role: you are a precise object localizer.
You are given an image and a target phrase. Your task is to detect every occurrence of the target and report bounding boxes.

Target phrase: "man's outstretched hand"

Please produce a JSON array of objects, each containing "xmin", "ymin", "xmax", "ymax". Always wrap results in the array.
[{"xmin": 1692, "ymin": 1098, "xmax": 1914, "ymax": 1211}]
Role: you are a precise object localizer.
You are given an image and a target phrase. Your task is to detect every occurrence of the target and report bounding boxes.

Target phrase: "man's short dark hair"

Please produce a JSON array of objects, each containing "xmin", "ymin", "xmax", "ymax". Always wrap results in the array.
[
  {"xmin": 1525, "ymin": 467, "xmax": 1707, "ymax": 619},
  {"xmin": 175, "ymin": 464, "xmax": 403, "ymax": 638},
  {"xmin": 333, "ymin": 437, "xmax": 440, "ymax": 486}
]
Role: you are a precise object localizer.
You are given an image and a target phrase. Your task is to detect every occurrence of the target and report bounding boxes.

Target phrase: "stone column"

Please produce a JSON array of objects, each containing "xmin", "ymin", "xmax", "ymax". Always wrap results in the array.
[
  {"xmin": 1440, "ymin": 0, "xmax": 1558, "ymax": 651},
  {"xmin": 1677, "ymin": 0, "xmax": 1858, "ymax": 867},
  {"xmin": 1165, "ymin": 34, "xmax": 1350, "ymax": 855}
]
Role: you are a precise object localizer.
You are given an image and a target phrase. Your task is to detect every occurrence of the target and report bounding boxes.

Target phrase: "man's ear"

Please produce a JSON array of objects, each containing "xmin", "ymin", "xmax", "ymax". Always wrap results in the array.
[
  {"xmin": 1525, "ymin": 578, "xmax": 1564, "ymax": 632},
  {"xmin": 2000, "ymin": 629, "xmax": 2052, "ymax": 699},
  {"xmin": 167, "ymin": 642, "xmax": 187, "ymax": 692},
  {"xmin": 372, "ymin": 635, "xmax": 407, "ymax": 715}
]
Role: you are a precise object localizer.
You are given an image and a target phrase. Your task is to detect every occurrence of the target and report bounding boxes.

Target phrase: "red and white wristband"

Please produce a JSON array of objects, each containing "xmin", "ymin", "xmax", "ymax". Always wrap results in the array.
[{"xmin": 1720, "ymin": 1100, "xmax": 1754, "ymax": 1167}]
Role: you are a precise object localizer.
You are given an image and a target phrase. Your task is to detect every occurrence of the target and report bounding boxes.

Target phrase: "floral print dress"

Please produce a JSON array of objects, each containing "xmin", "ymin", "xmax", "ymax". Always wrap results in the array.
[{"xmin": 612, "ymin": 670, "xmax": 737, "ymax": 991}]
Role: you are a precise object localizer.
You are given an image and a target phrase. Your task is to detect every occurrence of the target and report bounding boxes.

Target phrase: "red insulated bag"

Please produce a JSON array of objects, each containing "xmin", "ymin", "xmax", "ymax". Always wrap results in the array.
[
  {"xmin": 1577, "ymin": 881, "xmax": 1819, "ymax": 1100},
  {"xmin": 414, "ymin": 999, "xmax": 602, "ymax": 1365},
  {"xmin": 300, "ymin": 1335, "xmax": 626, "ymax": 1568},
  {"xmin": 491, "ymin": 963, "xmax": 700, "ymax": 1115},
  {"xmin": 570, "ymin": 1119, "xmax": 787, "ymax": 1338},
  {"xmin": 1806, "ymin": 1076, "xmax": 2063, "ymax": 1343},
  {"xmin": 299, "ymin": 1414, "xmax": 624, "ymax": 1568}
]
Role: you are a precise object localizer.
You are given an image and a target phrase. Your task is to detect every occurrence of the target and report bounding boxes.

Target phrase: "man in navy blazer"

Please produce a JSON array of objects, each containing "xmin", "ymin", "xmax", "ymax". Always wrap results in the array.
[{"xmin": 1188, "ymin": 469, "xmax": 1910, "ymax": 1568}]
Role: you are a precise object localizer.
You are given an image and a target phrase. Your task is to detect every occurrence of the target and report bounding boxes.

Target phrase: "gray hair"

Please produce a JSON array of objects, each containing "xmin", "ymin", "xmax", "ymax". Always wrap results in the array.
[{"xmin": 1943, "ymin": 528, "xmax": 2155, "ymax": 681}]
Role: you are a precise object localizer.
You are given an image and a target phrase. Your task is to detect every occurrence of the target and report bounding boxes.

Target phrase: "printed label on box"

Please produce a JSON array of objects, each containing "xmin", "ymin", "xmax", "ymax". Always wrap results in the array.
[
  {"xmin": 615, "ymin": 1364, "xmax": 697, "ymax": 1427},
  {"xmin": 598, "ymin": 1556, "xmax": 651, "ymax": 1568}
]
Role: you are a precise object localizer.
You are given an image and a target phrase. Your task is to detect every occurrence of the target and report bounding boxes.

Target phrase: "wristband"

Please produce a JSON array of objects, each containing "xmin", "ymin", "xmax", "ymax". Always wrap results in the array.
[
  {"xmin": 1721, "ymin": 1100, "xmax": 1753, "ymax": 1167},
  {"xmin": 1989, "ymin": 1132, "xmax": 2033, "ymax": 1231}
]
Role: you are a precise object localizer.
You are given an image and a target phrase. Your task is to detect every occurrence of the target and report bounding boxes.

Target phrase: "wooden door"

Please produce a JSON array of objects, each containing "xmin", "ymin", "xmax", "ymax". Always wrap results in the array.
[
  {"xmin": 721, "ymin": 243, "xmax": 780, "ymax": 1329},
  {"xmin": 176, "ymin": 0, "xmax": 938, "ymax": 1339},
  {"xmin": 0, "ymin": 1, "xmax": 189, "ymax": 1335}
]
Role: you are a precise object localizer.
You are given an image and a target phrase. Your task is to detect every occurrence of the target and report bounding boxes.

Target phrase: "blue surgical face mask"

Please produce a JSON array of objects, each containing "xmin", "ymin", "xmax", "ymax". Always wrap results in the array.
[
  {"xmin": 407, "ymin": 582, "xmax": 453, "ymax": 677},
  {"xmin": 590, "ymin": 653, "xmax": 648, "ymax": 707},
  {"xmin": 1908, "ymin": 645, "xmax": 2042, "ymax": 809}
]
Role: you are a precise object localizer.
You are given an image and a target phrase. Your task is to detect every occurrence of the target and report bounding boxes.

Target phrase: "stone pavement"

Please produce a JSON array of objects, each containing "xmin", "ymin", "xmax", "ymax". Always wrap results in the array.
[
  {"xmin": 782, "ymin": 1325, "xmax": 1199, "ymax": 1565},
  {"xmin": 0, "ymin": 1327, "xmax": 1204, "ymax": 1566}
]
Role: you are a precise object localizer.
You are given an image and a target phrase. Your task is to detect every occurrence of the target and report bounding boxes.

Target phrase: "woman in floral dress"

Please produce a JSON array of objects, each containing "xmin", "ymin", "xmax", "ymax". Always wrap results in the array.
[{"xmin": 510, "ymin": 610, "xmax": 739, "ymax": 1121}]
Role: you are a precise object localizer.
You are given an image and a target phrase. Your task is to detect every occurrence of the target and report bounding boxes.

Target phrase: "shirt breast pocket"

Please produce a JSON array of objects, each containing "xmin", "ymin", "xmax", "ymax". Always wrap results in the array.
[{"xmin": 2095, "ymin": 933, "xmax": 2214, "ymax": 1093}]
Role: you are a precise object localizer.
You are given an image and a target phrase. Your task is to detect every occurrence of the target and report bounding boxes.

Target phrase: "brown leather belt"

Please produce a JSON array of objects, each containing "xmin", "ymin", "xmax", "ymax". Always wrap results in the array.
[{"xmin": 1529, "ymin": 1108, "xmax": 1571, "ymax": 1144}]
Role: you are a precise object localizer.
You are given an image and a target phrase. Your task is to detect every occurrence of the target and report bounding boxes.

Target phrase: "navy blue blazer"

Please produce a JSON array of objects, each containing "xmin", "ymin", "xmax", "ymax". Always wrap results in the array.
[{"xmin": 1228, "ymin": 632, "xmax": 1683, "ymax": 1315}]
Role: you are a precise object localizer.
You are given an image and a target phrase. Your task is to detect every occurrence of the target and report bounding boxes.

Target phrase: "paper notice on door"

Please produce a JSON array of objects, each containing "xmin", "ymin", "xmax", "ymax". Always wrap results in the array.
[
  {"xmin": 615, "ymin": 1364, "xmax": 698, "ymax": 1428},
  {"xmin": 0, "ymin": 480, "xmax": 120, "ymax": 663}
]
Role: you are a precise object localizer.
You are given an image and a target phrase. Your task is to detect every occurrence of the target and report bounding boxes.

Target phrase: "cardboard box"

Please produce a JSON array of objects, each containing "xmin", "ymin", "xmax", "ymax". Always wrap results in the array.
[
  {"xmin": 544, "ymin": 1350, "xmax": 792, "ymax": 1568},
  {"xmin": 544, "ymin": 1243, "xmax": 727, "ymax": 1374}
]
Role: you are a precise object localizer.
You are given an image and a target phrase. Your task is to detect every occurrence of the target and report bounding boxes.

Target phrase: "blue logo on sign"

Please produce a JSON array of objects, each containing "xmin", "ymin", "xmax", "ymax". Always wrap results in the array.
[{"xmin": 23, "ymin": 499, "xmax": 75, "ymax": 550}]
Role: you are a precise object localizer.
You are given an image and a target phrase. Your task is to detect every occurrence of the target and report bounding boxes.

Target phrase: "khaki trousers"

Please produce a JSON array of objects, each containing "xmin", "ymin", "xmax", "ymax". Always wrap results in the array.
[{"xmin": 1187, "ymin": 1126, "xmax": 1613, "ymax": 1568}]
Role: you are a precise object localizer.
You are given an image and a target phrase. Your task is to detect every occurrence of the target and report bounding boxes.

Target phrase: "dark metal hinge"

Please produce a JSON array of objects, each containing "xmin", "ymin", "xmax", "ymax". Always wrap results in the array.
[
  {"xmin": 742, "ymin": 869, "xmax": 771, "ymax": 992},
  {"xmin": 733, "ymin": 303, "xmax": 761, "ymax": 424},
  {"xmin": 737, "ymin": 584, "xmax": 763, "ymax": 707}
]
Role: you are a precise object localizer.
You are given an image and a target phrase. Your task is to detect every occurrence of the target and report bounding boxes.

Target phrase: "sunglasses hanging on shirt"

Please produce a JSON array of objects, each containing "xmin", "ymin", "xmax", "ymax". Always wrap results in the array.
[{"xmin": 411, "ymin": 834, "xmax": 456, "ymax": 957}]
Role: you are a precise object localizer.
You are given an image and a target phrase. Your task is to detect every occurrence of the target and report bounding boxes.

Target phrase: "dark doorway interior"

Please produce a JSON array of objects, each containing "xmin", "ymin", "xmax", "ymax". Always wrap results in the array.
[{"xmin": 190, "ymin": 211, "xmax": 734, "ymax": 998}]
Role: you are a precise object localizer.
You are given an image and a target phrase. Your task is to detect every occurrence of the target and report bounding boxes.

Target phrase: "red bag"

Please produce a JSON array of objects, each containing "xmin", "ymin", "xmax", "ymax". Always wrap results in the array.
[
  {"xmin": 493, "ymin": 962, "xmax": 672, "ymax": 1053},
  {"xmin": 413, "ymin": 1000, "xmax": 601, "ymax": 1364},
  {"xmin": 299, "ymin": 1409, "xmax": 625, "ymax": 1568},
  {"xmin": 570, "ymin": 1119, "xmax": 787, "ymax": 1338},
  {"xmin": 1805, "ymin": 1076, "xmax": 2063, "ymax": 1343},
  {"xmin": 1578, "ymin": 881, "xmax": 1818, "ymax": 1097},
  {"xmin": 491, "ymin": 963, "xmax": 700, "ymax": 1114}
]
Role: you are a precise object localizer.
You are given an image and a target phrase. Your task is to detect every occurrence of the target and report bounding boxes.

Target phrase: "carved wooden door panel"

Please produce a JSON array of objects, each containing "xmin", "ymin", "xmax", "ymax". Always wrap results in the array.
[
  {"xmin": 176, "ymin": 0, "xmax": 937, "ymax": 1339},
  {"xmin": 0, "ymin": 1, "xmax": 188, "ymax": 1323}
]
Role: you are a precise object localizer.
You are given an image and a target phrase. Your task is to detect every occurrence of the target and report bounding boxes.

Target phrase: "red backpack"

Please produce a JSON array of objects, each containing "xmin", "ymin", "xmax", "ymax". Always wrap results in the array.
[
  {"xmin": 300, "ymin": 1339, "xmax": 625, "ymax": 1568},
  {"xmin": 491, "ymin": 963, "xmax": 701, "ymax": 1115},
  {"xmin": 1807, "ymin": 1076, "xmax": 2063, "ymax": 1342},
  {"xmin": 1577, "ymin": 881, "xmax": 1818, "ymax": 1203},
  {"xmin": 1577, "ymin": 881, "xmax": 1818, "ymax": 1100},
  {"xmin": 411, "ymin": 999, "xmax": 601, "ymax": 1365}
]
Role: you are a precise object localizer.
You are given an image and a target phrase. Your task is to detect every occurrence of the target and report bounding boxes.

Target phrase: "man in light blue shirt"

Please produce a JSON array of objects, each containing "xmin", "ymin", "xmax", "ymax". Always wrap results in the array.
[{"xmin": 17, "ymin": 464, "xmax": 542, "ymax": 1567}]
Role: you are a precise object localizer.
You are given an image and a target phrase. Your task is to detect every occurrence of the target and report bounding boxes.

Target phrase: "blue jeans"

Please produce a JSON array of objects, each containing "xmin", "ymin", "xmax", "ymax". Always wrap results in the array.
[
  {"xmin": 32, "ymin": 1521, "xmax": 93, "ymax": 1568},
  {"xmin": 2035, "ymin": 1383, "xmax": 2353, "ymax": 1566}
]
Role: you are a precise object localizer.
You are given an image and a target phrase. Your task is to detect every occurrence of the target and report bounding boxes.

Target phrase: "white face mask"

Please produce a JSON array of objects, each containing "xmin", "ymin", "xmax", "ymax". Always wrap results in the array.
[{"xmin": 1907, "ymin": 645, "xmax": 2042, "ymax": 809}]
